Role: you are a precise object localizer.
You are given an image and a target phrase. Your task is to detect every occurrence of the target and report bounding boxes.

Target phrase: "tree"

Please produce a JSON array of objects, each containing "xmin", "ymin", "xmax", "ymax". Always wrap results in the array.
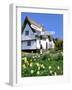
[{"xmin": 54, "ymin": 38, "xmax": 63, "ymax": 50}]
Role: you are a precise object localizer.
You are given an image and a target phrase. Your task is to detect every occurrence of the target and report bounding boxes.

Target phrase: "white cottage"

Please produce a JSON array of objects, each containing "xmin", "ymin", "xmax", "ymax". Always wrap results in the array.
[{"xmin": 21, "ymin": 16, "xmax": 55, "ymax": 52}]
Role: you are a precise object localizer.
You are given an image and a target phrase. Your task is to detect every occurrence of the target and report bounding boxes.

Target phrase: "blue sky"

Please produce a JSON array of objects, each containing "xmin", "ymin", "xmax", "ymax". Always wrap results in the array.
[{"xmin": 21, "ymin": 12, "xmax": 63, "ymax": 39}]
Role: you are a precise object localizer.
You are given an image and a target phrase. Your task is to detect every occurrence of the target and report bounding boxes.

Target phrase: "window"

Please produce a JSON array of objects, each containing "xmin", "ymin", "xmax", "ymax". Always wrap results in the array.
[
  {"xmin": 25, "ymin": 31, "xmax": 29, "ymax": 36},
  {"xmin": 27, "ymin": 41, "xmax": 31, "ymax": 46}
]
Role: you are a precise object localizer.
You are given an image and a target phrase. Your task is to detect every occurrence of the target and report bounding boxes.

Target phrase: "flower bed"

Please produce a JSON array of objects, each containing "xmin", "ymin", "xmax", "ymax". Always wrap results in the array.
[{"xmin": 21, "ymin": 51, "xmax": 63, "ymax": 77}]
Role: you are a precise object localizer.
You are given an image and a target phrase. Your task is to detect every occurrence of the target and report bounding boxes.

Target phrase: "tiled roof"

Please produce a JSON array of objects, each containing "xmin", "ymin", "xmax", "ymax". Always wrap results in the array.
[
  {"xmin": 22, "ymin": 16, "xmax": 44, "ymax": 33},
  {"xmin": 26, "ymin": 16, "xmax": 42, "ymax": 29},
  {"xmin": 21, "ymin": 16, "xmax": 52, "ymax": 37}
]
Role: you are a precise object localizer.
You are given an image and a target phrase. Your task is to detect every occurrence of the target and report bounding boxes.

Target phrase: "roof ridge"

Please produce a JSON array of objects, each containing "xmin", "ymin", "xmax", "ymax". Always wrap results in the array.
[{"xmin": 25, "ymin": 16, "xmax": 42, "ymax": 28}]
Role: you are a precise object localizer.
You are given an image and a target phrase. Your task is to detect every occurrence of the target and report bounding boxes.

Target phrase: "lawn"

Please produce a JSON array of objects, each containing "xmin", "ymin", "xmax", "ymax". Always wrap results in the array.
[{"xmin": 21, "ymin": 50, "xmax": 63, "ymax": 77}]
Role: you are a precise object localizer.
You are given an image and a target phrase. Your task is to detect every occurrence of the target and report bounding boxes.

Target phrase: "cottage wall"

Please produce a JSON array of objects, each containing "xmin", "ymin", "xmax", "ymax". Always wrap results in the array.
[
  {"xmin": 21, "ymin": 40, "xmax": 36, "ymax": 50},
  {"xmin": 36, "ymin": 39, "xmax": 55, "ymax": 50},
  {"xmin": 36, "ymin": 39, "xmax": 40, "ymax": 49},
  {"xmin": 21, "ymin": 24, "xmax": 35, "ymax": 41},
  {"xmin": 40, "ymin": 40, "xmax": 46, "ymax": 49}
]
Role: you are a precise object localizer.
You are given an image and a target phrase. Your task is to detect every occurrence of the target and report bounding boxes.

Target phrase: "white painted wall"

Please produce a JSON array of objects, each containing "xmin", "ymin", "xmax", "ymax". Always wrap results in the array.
[
  {"xmin": 21, "ymin": 24, "xmax": 35, "ymax": 40},
  {"xmin": 21, "ymin": 40, "xmax": 36, "ymax": 50},
  {"xmin": 22, "ymin": 38, "xmax": 55, "ymax": 50},
  {"xmin": 40, "ymin": 40, "xmax": 46, "ymax": 49},
  {"xmin": 40, "ymin": 39, "xmax": 55, "ymax": 49},
  {"xmin": 36, "ymin": 39, "xmax": 40, "ymax": 49},
  {"xmin": 36, "ymin": 39, "xmax": 49, "ymax": 49}
]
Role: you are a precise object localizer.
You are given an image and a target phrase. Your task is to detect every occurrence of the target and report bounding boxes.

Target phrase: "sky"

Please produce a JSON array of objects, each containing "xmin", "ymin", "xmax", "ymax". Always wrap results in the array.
[{"xmin": 21, "ymin": 12, "xmax": 63, "ymax": 39}]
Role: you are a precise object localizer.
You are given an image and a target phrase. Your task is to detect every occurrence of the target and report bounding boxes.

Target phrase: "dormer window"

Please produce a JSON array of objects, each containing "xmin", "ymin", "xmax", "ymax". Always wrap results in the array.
[{"xmin": 25, "ymin": 31, "xmax": 29, "ymax": 36}]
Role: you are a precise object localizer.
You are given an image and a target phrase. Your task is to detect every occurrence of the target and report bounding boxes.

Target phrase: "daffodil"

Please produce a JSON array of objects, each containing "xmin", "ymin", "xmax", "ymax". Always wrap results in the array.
[
  {"xmin": 30, "ymin": 59, "xmax": 32, "ymax": 62},
  {"xmin": 23, "ymin": 64, "xmax": 26, "ymax": 69},
  {"xmin": 57, "ymin": 66, "xmax": 60, "ymax": 70},
  {"xmin": 37, "ymin": 71, "xmax": 40, "ymax": 75},
  {"xmin": 26, "ymin": 61, "xmax": 29, "ymax": 65},
  {"xmin": 38, "ymin": 66, "xmax": 40, "ymax": 70},
  {"xmin": 50, "ymin": 70, "xmax": 52, "ymax": 74},
  {"xmin": 24, "ymin": 57, "xmax": 27, "ymax": 63},
  {"xmin": 30, "ymin": 63, "xmax": 33, "ymax": 67},
  {"xmin": 38, "ymin": 55, "xmax": 40, "ymax": 58},
  {"xmin": 49, "ymin": 66, "xmax": 51, "ymax": 69},
  {"xmin": 34, "ymin": 59, "xmax": 36, "ymax": 61},
  {"xmin": 41, "ymin": 64, "xmax": 45, "ymax": 69},
  {"xmin": 54, "ymin": 72, "xmax": 57, "ymax": 76},
  {"xmin": 48, "ymin": 58, "xmax": 50, "ymax": 61},
  {"xmin": 33, "ymin": 56, "xmax": 35, "ymax": 58},
  {"xmin": 31, "ymin": 70, "xmax": 34, "ymax": 74},
  {"xmin": 36, "ymin": 63, "xmax": 40, "ymax": 67}
]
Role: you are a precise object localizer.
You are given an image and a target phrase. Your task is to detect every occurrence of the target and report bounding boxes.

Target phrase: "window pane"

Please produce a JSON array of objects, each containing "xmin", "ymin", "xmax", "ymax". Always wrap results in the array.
[
  {"xmin": 27, "ymin": 41, "xmax": 31, "ymax": 46},
  {"xmin": 25, "ymin": 31, "xmax": 29, "ymax": 35}
]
